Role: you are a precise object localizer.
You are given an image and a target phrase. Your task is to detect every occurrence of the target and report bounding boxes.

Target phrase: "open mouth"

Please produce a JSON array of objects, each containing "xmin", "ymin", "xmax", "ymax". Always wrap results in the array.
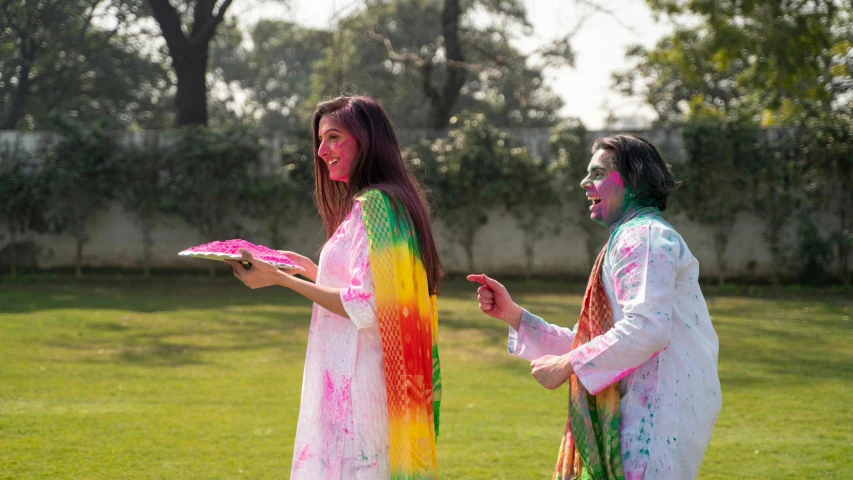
[
  {"xmin": 588, "ymin": 195, "xmax": 601, "ymax": 205},
  {"xmin": 328, "ymin": 158, "xmax": 339, "ymax": 166}
]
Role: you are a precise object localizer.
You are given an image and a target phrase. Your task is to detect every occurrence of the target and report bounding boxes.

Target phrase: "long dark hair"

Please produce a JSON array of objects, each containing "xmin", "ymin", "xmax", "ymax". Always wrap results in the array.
[
  {"xmin": 591, "ymin": 133, "xmax": 680, "ymax": 211},
  {"xmin": 311, "ymin": 96, "xmax": 444, "ymax": 294}
]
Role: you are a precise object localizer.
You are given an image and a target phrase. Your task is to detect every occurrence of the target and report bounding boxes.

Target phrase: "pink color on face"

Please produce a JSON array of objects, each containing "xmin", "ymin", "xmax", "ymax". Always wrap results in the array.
[
  {"xmin": 581, "ymin": 149, "xmax": 632, "ymax": 227},
  {"xmin": 318, "ymin": 116, "xmax": 359, "ymax": 183}
]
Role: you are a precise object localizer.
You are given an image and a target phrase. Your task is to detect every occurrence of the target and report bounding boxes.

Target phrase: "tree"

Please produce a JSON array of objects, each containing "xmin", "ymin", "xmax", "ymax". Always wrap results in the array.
[
  {"xmin": 619, "ymin": 0, "xmax": 853, "ymax": 125},
  {"xmin": 146, "ymin": 0, "xmax": 240, "ymax": 126},
  {"xmin": 0, "ymin": 0, "xmax": 165, "ymax": 130},
  {"xmin": 309, "ymin": 0, "xmax": 570, "ymax": 129},
  {"xmin": 41, "ymin": 122, "xmax": 118, "ymax": 278},
  {"xmin": 409, "ymin": 113, "xmax": 520, "ymax": 271},
  {"xmin": 208, "ymin": 19, "xmax": 329, "ymax": 132},
  {"xmin": 0, "ymin": 148, "xmax": 48, "ymax": 276}
]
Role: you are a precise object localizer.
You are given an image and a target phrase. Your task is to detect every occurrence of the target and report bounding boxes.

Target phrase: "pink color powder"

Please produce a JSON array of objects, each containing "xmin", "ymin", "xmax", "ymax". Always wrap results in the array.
[{"xmin": 180, "ymin": 238, "xmax": 303, "ymax": 269}]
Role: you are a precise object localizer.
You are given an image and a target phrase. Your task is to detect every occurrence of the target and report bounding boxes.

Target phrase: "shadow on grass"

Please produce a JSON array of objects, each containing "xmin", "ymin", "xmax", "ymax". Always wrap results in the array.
[
  {"xmin": 4, "ymin": 277, "xmax": 851, "ymax": 381},
  {"xmin": 0, "ymin": 277, "xmax": 313, "ymax": 314}
]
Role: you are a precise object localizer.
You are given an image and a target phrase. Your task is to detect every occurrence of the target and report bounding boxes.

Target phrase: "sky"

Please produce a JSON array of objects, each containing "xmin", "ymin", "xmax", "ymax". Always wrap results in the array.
[{"xmin": 231, "ymin": 0, "xmax": 672, "ymax": 130}]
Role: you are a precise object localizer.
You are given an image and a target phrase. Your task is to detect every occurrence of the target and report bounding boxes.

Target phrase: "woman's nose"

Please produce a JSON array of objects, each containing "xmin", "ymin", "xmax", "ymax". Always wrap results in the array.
[{"xmin": 318, "ymin": 141, "xmax": 329, "ymax": 158}]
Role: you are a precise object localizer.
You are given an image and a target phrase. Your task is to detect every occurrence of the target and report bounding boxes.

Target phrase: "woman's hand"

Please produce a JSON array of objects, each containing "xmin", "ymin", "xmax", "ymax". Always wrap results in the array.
[
  {"xmin": 530, "ymin": 354, "xmax": 574, "ymax": 390},
  {"xmin": 277, "ymin": 250, "xmax": 318, "ymax": 282},
  {"xmin": 225, "ymin": 249, "xmax": 287, "ymax": 289},
  {"xmin": 466, "ymin": 274, "xmax": 523, "ymax": 331}
]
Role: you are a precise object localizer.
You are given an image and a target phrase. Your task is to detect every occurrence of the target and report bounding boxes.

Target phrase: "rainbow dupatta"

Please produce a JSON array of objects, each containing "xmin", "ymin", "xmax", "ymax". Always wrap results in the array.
[
  {"xmin": 357, "ymin": 189, "xmax": 441, "ymax": 479},
  {"xmin": 554, "ymin": 245, "xmax": 624, "ymax": 480}
]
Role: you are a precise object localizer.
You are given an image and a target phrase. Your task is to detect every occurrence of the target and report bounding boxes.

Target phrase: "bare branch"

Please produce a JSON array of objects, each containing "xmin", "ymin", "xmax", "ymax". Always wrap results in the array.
[
  {"xmin": 369, "ymin": 27, "xmax": 486, "ymax": 73},
  {"xmin": 147, "ymin": 0, "xmax": 191, "ymax": 53},
  {"xmin": 193, "ymin": 0, "xmax": 234, "ymax": 46},
  {"xmin": 576, "ymin": 0, "xmax": 638, "ymax": 35},
  {"xmin": 368, "ymin": 27, "xmax": 426, "ymax": 67}
]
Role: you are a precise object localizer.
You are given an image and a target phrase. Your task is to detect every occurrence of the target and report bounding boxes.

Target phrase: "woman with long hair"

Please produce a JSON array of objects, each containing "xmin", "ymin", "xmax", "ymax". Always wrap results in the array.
[{"xmin": 227, "ymin": 96, "xmax": 443, "ymax": 479}]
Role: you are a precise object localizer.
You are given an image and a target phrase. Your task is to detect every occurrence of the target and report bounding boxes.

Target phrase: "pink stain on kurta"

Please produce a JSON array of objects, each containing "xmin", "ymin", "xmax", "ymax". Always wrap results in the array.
[{"xmin": 293, "ymin": 444, "xmax": 312, "ymax": 471}]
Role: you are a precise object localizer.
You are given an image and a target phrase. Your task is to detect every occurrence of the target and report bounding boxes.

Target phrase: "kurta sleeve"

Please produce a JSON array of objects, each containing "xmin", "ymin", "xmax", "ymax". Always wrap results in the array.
[
  {"xmin": 508, "ymin": 309, "xmax": 576, "ymax": 361},
  {"xmin": 568, "ymin": 220, "xmax": 679, "ymax": 395},
  {"xmin": 340, "ymin": 203, "xmax": 378, "ymax": 329}
]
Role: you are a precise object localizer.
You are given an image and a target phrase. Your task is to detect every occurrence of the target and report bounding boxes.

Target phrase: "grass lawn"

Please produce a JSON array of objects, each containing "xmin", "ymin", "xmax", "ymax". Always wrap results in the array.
[{"xmin": 1, "ymin": 276, "xmax": 851, "ymax": 479}]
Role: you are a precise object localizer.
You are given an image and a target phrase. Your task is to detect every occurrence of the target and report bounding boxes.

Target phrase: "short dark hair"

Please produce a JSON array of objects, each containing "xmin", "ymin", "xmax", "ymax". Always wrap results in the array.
[{"xmin": 591, "ymin": 133, "xmax": 680, "ymax": 211}]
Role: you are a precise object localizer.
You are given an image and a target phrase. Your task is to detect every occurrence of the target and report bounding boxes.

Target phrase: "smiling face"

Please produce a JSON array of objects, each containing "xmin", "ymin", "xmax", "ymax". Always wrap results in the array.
[
  {"xmin": 317, "ymin": 115, "xmax": 360, "ymax": 183},
  {"xmin": 580, "ymin": 148, "xmax": 633, "ymax": 227}
]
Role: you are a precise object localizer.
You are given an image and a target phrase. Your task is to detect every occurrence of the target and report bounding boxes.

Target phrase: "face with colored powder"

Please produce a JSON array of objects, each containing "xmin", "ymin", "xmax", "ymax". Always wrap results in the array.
[
  {"xmin": 317, "ymin": 115, "xmax": 360, "ymax": 183},
  {"xmin": 580, "ymin": 148, "xmax": 633, "ymax": 227}
]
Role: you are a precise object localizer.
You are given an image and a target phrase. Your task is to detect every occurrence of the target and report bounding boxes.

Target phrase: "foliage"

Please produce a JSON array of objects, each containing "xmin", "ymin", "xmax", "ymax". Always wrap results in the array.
[
  {"xmin": 209, "ymin": 19, "xmax": 330, "ymax": 133},
  {"xmin": 161, "ymin": 125, "xmax": 262, "ymax": 274},
  {"xmin": 408, "ymin": 113, "xmax": 522, "ymax": 271},
  {"xmin": 620, "ymin": 0, "xmax": 852, "ymax": 126},
  {"xmin": 116, "ymin": 142, "xmax": 169, "ymax": 278},
  {"xmin": 748, "ymin": 131, "xmax": 802, "ymax": 283},
  {"xmin": 679, "ymin": 118, "xmax": 761, "ymax": 285},
  {"xmin": 306, "ymin": 0, "xmax": 567, "ymax": 129},
  {"xmin": 0, "ymin": 147, "xmax": 48, "ymax": 276},
  {"xmin": 795, "ymin": 109, "xmax": 853, "ymax": 283},
  {"xmin": 0, "ymin": 0, "xmax": 168, "ymax": 130},
  {"xmin": 41, "ymin": 121, "xmax": 119, "ymax": 277},
  {"xmin": 504, "ymin": 148, "xmax": 560, "ymax": 278},
  {"xmin": 794, "ymin": 213, "xmax": 835, "ymax": 284},
  {"xmin": 547, "ymin": 119, "xmax": 608, "ymax": 266},
  {"xmin": 242, "ymin": 144, "xmax": 315, "ymax": 250}
]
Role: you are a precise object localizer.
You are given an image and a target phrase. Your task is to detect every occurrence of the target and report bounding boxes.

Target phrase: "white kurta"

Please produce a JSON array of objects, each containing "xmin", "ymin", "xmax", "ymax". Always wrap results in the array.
[
  {"xmin": 290, "ymin": 202, "xmax": 391, "ymax": 480},
  {"xmin": 509, "ymin": 208, "xmax": 722, "ymax": 480}
]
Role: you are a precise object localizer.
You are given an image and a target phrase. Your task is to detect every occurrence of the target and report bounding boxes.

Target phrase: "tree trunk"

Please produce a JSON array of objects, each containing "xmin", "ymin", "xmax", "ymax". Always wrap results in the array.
[
  {"xmin": 714, "ymin": 230, "xmax": 729, "ymax": 285},
  {"xmin": 423, "ymin": 0, "xmax": 465, "ymax": 129},
  {"xmin": 463, "ymin": 222, "xmax": 476, "ymax": 273},
  {"xmin": 147, "ymin": 0, "xmax": 232, "ymax": 127},
  {"xmin": 174, "ymin": 51, "xmax": 209, "ymax": 126},
  {"xmin": 1, "ymin": 44, "xmax": 34, "ymax": 129},
  {"xmin": 524, "ymin": 228, "xmax": 534, "ymax": 281},
  {"xmin": 141, "ymin": 215, "xmax": 154, "ymax": 279},
  {"xmin": 75, "ymin": 237, "xmax": 84, "ymax": 278},
  {"xmin": 8, "ymin": 227, "xmax": 18, "ymax": 277}
]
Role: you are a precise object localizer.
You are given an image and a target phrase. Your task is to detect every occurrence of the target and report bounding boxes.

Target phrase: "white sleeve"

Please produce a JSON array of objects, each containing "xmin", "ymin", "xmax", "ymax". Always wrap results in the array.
[
  {"xmin": 508, "ymin": 309, "xmax": 576, "ymax": 361},
  {"xmin": 340, "ymin": 203, "xmax": 378, "ymax": 329},
  {"xmin": 568, "ymin": 221, "xmax": 678, "ymax": 395}
]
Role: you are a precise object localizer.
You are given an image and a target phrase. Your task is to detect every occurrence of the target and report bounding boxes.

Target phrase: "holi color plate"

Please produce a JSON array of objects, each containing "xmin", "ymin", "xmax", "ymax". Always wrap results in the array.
[{"xmin": 179, "ymin": 239, "xmax": 304, "ymax": 270}]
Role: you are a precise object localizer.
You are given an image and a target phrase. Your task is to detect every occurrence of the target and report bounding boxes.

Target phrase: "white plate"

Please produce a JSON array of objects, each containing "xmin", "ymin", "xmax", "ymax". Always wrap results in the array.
[{"xmin": 178, "ymin": 250, "xmax": 301, "ymax": 270}]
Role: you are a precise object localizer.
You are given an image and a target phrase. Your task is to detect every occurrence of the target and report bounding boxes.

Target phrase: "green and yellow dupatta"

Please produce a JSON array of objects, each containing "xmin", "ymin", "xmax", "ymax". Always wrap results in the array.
[
  {"xmin": 357, "ymin": 189, "xmax": 441, "ymax": 479},
  {"xmin": 555, "ymin": 245, "xmax": 624, "ymax": 480}
]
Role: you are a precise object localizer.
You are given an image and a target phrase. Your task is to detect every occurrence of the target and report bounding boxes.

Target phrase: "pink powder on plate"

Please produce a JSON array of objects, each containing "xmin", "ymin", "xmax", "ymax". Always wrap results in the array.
[{"xmin": 179, "ymin": 239, "xmax": 304, "ymax": 270}]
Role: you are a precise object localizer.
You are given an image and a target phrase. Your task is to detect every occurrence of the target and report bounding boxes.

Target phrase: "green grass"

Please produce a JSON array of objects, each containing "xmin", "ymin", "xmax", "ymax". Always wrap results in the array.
[{"xmin": 1, "ymin": 277, "xmax": 851, "ymax": 479}]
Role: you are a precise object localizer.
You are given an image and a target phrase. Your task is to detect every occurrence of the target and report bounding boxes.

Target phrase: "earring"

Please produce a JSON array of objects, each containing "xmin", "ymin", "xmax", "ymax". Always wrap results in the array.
[{"xmin": 628, "ymin": 192, "xmax": 635, "ymax": 198}]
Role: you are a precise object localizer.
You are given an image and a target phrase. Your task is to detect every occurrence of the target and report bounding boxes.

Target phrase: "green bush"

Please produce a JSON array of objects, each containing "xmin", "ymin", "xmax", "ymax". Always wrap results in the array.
[{"xmin": 41, "ymin": 121, "xmax": 118, "ymax": 277}]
